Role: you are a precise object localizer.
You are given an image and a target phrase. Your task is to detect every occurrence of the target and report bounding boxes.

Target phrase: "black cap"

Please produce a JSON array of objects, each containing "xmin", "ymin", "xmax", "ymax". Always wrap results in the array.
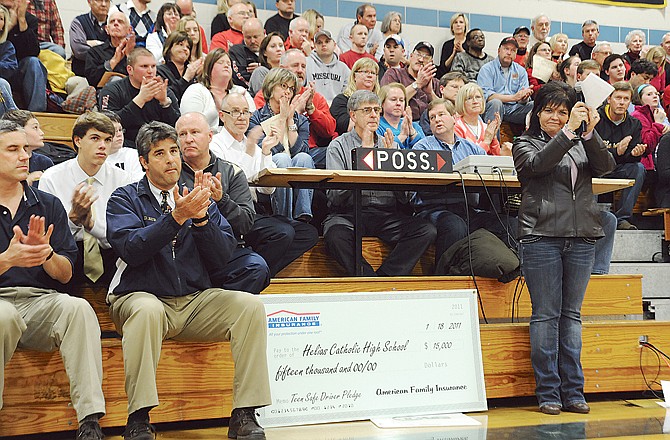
[
  {"xmin": 499, "ymin": 36, "xmax": 519, "ymax": 49},
  {"xmin": 513, "ymin": 26, "xmax": 530, "ymax": 36},
  {"xmin": 413, "ymin": 41, "xmax": 434, "ymax": 57}
]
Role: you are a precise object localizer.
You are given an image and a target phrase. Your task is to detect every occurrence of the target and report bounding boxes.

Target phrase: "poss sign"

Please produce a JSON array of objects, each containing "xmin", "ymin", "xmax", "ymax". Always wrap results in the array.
[{"xmin": 352, "ymin": 148, "xmax": 453, "ymax": 173}]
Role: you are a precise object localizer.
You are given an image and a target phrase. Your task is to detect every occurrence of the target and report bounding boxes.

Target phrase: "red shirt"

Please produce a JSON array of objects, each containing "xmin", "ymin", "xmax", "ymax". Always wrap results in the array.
[
  {"xmin": 211, "ymin": 28, "xmax": 243, "ymax": 52},
  {"xmin": 339, "ymin": 50, "xmax": 377, "ymax": 69}
]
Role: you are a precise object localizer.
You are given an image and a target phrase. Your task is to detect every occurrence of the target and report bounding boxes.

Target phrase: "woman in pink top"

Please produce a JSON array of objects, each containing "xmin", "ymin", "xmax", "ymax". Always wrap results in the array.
[
  {"xmin": 631, "ymin": 83, "xmax": 670, "ymax": 170},
  {"xmin": 453, "ymin": 83, "xmax": 512, "ymax": 155}
]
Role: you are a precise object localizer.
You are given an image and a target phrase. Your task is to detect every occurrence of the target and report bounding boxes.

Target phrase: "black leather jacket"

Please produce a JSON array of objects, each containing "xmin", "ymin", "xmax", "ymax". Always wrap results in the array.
[{"xmin": 513, "ymin": 129, "xmax": 616, "ymax": 239}]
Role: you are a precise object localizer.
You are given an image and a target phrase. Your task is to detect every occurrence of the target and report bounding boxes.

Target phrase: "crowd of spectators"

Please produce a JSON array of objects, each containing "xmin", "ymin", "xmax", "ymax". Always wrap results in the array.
[
  {"xmin": 4, "ymin": 0, "xmax": 669, "ymax": 273},
  {"xmin": 2, "ymin": 0, "xmax": 670, "ymax": 437}
]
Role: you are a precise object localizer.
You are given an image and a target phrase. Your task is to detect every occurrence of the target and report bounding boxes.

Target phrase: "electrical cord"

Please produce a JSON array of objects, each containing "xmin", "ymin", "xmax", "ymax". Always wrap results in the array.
[
  {"xmin": 454, "ymin": 170, "xmax": 488, "ymax": 324},
  {"xmin": 474, "ymin": 170, "xmax": 516, "ymax": 249},
  {"xmin": 641, "ymin": 341, "xmax": 670, "ymax": 366},
  {"xmin": 639, "ymin": 343, "xmax": 664, "ymax": 400}
]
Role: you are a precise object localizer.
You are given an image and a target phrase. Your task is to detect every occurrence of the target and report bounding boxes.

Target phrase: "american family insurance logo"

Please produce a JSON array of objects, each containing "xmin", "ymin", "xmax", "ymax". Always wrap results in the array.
[{"xmin": 267, "ymin": 310, "xmax": 321, "ymax": 328}]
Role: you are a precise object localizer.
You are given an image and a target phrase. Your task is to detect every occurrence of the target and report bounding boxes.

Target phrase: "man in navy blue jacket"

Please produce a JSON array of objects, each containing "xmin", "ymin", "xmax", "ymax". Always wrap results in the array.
[{"xmin": 106, "ymin": 121, "xmax": 270, "ymax": 440}]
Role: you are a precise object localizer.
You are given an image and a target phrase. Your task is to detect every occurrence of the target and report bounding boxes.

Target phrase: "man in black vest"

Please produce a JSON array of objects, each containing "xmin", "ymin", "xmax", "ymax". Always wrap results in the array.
[{"xmin": 69, "ymin": 0, "xmax": 111, "ymax": 77}]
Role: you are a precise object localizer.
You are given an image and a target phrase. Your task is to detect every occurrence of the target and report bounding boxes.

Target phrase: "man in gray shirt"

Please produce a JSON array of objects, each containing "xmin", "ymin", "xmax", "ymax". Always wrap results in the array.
[
  {"xmin": 324, "ymin": 90, "xmax": 436, "ymax": 276},
  {"xmin": 452, "ymin": 28, "xmax": 493, "ymax": 82}
]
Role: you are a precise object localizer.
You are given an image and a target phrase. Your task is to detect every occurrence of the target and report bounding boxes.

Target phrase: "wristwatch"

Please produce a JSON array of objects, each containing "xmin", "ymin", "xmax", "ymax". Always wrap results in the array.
[
  {"xmin": 288, "ymin": 123, "xmax": 298, "ymax": 132},
  {"xmin": 160, "ymin": 97, "xmax": 173, "ymax": 108},
  {"xmin": 411, "ymin": 82, "xmax": 418, "ymax": 91}
]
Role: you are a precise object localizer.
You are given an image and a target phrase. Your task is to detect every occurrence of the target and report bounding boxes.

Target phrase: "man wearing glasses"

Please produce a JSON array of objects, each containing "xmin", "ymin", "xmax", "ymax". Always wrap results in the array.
[
  {"xmin": 211, "ymin": 2, "xmax": 250, "ymax": 51},
  {"xmin": 210, "ymin": 94, "xmax": 319, "ymax": 278},
  {"xmin": 324, "ymin": 89, "xmax": 437, "ymax": 276},
  {"xmin": 452, "ymin": 29, "xmax": 494, "ymax": 82},
  {"xmin": 381, "ymin": 42, "xmax": 441, "ymax": 120}
]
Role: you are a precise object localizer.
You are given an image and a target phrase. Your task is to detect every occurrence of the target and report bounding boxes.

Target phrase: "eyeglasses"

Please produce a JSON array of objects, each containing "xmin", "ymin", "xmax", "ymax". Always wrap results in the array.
[
  {"xmin": 354, "ymin": 106, "xmax": 382, "ymax": 115},
  {"xmin": 91, "ymin": 0, "xmax": 111, "ymax": 4},
  {"xmin": 277, "ymin": 83, "xmax": 296, "ymax": 93},
  {"xmin": 221, "ymin": 109, "xmax": 251, "ymax": 119},
  {"xmin": 355, "ymin": 70, "xmax": 377, "ymax": 76},
  {"xmin": 413, "ymin": 52, "xmax": 433, "ymax": 61}
]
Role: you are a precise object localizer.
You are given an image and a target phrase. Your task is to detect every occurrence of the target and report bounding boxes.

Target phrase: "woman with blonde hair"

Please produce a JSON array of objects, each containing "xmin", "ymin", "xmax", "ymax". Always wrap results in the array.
[
  {"xmin": 377, "ymin": 83, "xmax": 424, "ymax": 149},
  {"xmin": 0, "ymin": 4, "xmax": 18, "ymax": 115},
  {"xmin": 302, "ymin": 9, "xmax": 324, "ymax": 41},
  {"xmin": 249, "ymin": 68, "xmax": 314, "ymax": 221},
  {"xmin": 180, "ymin": 48, "xmax": 255, "ymax": 133},
  {"xmin": 645, "ymin": 46, "xmax": 668, "ymax": 93},
  {"xmin": 548, "ymin": 33, "xmax": 569, "ymax": 62},
  {"xmin": 177, "ymin": 16, "xmax": 206, "ymax": 61},
  {"xmin": 438, "ymin": 12, "xmax": 468, "ymax": 77},
  {"xmin": 454, "ymin": 83, "xmax": 507, "ymax": 155},
  {"xmin": 330, "ymin": 57, "xmax": 380, "ymax": 135}
]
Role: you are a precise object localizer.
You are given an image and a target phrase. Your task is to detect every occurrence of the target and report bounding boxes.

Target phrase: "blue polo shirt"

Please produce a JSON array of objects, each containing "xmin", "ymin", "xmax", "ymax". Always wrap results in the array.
[
  {"xmin": 477, "ymin": 57, "xmax": 529, "ymax": 102},
  {"xmin": 0, "ymin": 183, "xmax": 77, "ymax": 290}
]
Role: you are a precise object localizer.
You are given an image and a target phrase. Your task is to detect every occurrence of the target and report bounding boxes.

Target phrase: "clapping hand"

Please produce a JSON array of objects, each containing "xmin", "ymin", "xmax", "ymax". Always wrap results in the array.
[
  {"xmin": 69, "ymin": 181, "xmax": 97, "ymax": 231},
  {"xmin": 615, "ymin": 135, "xmax": 632, "ymax": 156},
  {"xmin": 172, "ymin": 171, "xmax": 212, "ymax": 224}
]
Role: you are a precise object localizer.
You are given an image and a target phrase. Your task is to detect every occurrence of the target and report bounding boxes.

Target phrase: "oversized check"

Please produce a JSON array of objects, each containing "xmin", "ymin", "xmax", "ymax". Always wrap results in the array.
[{"xmin": 258, "ymin": 290, "xmax": 487, "ymax": 427}]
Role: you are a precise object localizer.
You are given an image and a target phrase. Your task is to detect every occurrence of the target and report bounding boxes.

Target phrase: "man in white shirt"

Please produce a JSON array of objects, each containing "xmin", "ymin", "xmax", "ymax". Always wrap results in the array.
[
  {"xmin": 39, "ymin": 112, "xmax": 134, "ymax": 285},
  {"xmin": 210, "ymin": 93, "xmax": 318, "ymax": 277}
]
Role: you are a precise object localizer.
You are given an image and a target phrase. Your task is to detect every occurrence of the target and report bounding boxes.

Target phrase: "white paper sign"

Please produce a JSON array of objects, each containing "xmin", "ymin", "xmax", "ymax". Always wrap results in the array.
[
  {"xmin": 531, "ymin": 55, "xmax": 556, "ymax": 83},
  {"xmin": 581, "ymin": 73, "xmax": 615, "ymax": 109},
  {"xmin": 259, "ymin": 290, "xmax": 487, "ymax": 428}
]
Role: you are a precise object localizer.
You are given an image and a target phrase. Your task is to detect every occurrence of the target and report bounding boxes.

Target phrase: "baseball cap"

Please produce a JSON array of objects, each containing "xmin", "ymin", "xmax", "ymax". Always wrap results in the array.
[
  {"xmin": 384, "ymin": 34, "xmax": 404, "ymax": 48},
  {"xmin": 499, "ymin": 36, "xmax": 519, "ymax": 49},
  {"xmin": 513, "ymin": 26, "xmax": 530, "ymax": 36},
  {"xmin": 413, "ymin": 41, "xmax": 434, "ymax": 56},
  {"xmin": 313, "ymin": 30, "xmax": 333, "ymax": 41}
]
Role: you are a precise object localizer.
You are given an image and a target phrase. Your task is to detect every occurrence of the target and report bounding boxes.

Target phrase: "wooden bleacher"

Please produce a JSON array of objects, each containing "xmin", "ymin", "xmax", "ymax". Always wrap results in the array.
[
  {"xmin": 0, "ymin": 238, "xmax": 664, "ymax": 437},
  {"xmin": 34, "ymin": 111, "xmax": 77, "ymax": 149}
]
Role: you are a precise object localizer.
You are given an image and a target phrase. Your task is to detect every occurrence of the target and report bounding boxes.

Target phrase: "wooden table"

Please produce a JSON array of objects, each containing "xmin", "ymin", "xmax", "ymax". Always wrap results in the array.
[{"xmin": 252, "ymin": 168, "xmax": 634, "ymax": 275}]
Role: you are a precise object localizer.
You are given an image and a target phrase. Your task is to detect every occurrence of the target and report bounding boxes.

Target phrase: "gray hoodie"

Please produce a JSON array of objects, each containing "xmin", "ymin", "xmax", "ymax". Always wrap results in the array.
[{"xmin": 306, "ymin": 51, "xmax": 351, "ymax": 104}]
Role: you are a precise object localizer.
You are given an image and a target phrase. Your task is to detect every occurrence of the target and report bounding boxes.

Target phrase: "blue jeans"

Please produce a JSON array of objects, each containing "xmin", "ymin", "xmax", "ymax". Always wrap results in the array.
[
  {"xmin": 272, "ymin": 152, "xmax": 314, "ymax": 219},
  {"xmin": 416, "ymin": 207, "xmax": 468, "ymax": 265},
  {"xmin": 519, "ymin": 235, "xmax": 595, "ymax": 408},
  {"xmin": 604, "ymin": 162, "xmax": 645, "ymax": 223},
  {"xmin": 484, "ymin": 99, "xmax": 534, "ymax": 126},
  {"xmin": 0, "ymin": 78, "xmax": 17, "ymax": 117},
  {"xmin": 9, "ymin": 57, "xmax": 48, "ymax": 112},
  {"xmin": 39, "ymin": 41, "xmax": 66, "ymax": 58},
  {"xmin": 593, "ymin": 210, "xmax": 616, "ymax": 274}
]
